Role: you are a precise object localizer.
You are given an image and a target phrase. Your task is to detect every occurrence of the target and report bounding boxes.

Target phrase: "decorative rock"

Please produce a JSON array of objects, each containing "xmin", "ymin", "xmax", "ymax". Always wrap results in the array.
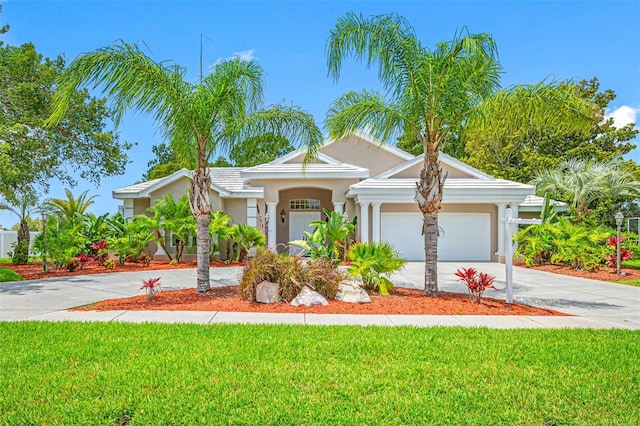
[
  {"xmin": 256, "ymin": 280, "xmax": 280, "ymax": 304},
  {"xmin": 290, "ymin": 287, "xmax": 328, "ymax": 307},
  {"xmin": 335, "ymin": 282, "xmax": 371, "ymax": 304}
]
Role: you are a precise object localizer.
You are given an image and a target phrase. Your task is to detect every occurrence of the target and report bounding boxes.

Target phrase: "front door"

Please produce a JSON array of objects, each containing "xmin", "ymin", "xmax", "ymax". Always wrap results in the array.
[{"xmin": 289, "ymin": 211, "xmax": 321, "ymax": 255}]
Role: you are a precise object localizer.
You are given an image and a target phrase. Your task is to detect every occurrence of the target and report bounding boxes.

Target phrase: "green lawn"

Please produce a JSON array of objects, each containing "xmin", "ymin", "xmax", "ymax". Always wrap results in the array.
[
  {"xmin": 622, "ymin": 259, "xmax": 640, "ymax": 269},
  {"xmin": 0, "ymin": 267, "xmax": 22, "ymax": 282},
  {"xmin": 1, "ymin": 322, "xmax": 638, "ymax": 425}
]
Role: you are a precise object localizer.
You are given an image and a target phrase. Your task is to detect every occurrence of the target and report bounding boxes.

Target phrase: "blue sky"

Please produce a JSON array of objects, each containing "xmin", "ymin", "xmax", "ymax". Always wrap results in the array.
[{"xmin": 1, "ymin": 0, "xmax": 639, "ymax": 226}]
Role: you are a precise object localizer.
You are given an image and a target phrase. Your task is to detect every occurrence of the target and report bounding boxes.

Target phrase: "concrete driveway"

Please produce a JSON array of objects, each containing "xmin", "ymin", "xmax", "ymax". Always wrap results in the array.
[{"xmin": 1, "ymin": 263, "xmax": 638, "ymax": 329}]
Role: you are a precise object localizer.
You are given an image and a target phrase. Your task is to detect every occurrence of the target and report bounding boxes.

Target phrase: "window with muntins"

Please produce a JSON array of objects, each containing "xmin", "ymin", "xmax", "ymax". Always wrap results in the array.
[{"xmin": 290, "ymin": 199, "xmax": 321, "ymax": 211}]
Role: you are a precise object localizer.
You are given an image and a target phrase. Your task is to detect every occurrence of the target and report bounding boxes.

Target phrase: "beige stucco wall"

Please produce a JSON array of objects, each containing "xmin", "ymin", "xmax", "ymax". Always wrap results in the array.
[
  {"xmin": 133, "ymin": 199, "xmax": 151, "ymax": 216},
  {"xmin": 320, "ymin": 135, "xmax": 407, "ymax": 176},
  {"xmin": 224, "ymin": 199, "xmax": 248, "ymax": 224},
  {"xmin": 392, "ymin": 161, "xmax": 474, "ymax": 179},
  {"xmin": 253, "ymin": 178, "xmax": 356, "ymax": 203}
]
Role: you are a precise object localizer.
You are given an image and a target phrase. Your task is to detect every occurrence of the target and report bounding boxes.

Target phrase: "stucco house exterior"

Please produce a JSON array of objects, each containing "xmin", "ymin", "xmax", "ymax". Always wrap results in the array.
[{"xmin": 113, "ymin": 133, "xmax": 547, "ymax": 262}]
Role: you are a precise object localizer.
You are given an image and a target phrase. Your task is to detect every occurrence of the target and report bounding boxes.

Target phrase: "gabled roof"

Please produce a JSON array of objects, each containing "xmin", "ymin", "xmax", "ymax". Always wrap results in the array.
[
  {"xmin": 347, "ymin": 177, "xmax": 535, "ymax": 203},
  {"xmin": 272, "ymin": 131, "xmax": 415, "ymax": 165},
  {"xmin": 240, "ymin": 162, "xmax": 369, "ymax": 179},
  {"xmin": 113, "ymin": 167, "xmax": 263, "ymax": 199},
  {"xmin": 375, "ymin": 152, "xmax": 493, "ymax": 180}
]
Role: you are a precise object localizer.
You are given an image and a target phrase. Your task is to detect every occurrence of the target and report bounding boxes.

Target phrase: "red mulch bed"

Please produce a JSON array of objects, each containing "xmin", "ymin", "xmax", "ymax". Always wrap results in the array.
[
  {"xmin": 13, "ymin": 259, "xmax": 637, "ymax": 316},
  {"xmin": 70, "ymin": 285, "xmax": 565, "ymax": 316},
  {"xmin": 520, "ymin": 262, "xmax": 639, "ymax": 282},
  {"xmin": 3, "ymin": 260, "xmax": 245, "ymax": 281}
]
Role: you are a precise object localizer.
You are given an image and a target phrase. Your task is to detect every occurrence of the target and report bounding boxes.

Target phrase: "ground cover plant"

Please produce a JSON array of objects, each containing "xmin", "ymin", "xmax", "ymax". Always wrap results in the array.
[
  {"xmin": 0, "ymin": 267, "xmax": 22, "ymax": 282},
  {"xmin": 0, "ymin": 322, "xmax": 638, "ymax": 425}
]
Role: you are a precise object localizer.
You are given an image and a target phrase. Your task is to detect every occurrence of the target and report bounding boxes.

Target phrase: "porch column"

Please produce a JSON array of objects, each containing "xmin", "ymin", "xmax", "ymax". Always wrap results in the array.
[
  {"xmin": 371, "ymin": 202, "xmax": 381, "ymax": 242},
  {"xmin": 359, "ymin": 201, "xmax": 370, "ymax": 243},
  {"xmin": 495, "ymin": 202, "xmax": 507, "ymax": 258},
  {"xmin": 266, "ymin": 202, "xmax": 277, "ymax": 250},
  {"xmin": 333, "ymin": 201, "xmax": 345, "ymax": 214}
]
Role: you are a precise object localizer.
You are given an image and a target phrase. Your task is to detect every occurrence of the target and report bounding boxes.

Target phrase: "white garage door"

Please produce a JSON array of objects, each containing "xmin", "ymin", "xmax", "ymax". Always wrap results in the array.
[{"xmin": 380, "ymin": 213, "xmax": 492, "ymax": 261}]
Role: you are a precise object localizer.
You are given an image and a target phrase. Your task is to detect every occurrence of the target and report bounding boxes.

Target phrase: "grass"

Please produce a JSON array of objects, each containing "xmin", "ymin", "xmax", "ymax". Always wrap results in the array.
[
  {"xmin": 622, "ymin": 259, "xmax": 640, "ymax": 269},
  {"xmin": 1, "ymin": 322, "xmax": 638, "ymax": 425},
  {"xmin": 0, "ymin": 267, "xmax": 22, "ymax": 282},
  {"xmin": 613, "ymin": 278, "xmax": 640, "ymax": 287}
]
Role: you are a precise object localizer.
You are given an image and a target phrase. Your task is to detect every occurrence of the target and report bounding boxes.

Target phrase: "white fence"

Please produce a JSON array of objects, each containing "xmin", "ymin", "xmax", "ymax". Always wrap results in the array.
[{"xmin": 0, "ymin": 230, "xmax": 40, "ymax": 258}]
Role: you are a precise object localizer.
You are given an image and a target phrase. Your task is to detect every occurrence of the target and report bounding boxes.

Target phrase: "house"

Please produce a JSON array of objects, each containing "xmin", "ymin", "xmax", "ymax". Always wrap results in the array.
[{"xmin": 113, "ymin": 133, "xmax": 545, "ymax": 261}]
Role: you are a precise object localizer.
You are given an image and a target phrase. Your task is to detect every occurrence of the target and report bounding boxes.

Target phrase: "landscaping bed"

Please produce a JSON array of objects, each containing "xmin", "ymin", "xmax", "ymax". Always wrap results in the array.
[{"xmin": 72, "ymin": 285, "xmax": 565, "ymax": 316}]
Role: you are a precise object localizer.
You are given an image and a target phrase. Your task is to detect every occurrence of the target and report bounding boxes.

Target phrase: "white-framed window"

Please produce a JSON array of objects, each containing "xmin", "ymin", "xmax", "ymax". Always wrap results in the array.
[{"xmin": 290, "ymin": 199, "xmax": 321, "ymax": 211}]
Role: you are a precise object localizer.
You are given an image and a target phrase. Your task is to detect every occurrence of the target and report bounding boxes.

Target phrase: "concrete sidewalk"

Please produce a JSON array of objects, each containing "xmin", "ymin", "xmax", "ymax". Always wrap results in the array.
[{"xmin": 1, "ymin": 263, "xmax": 638, "ymax": 329}]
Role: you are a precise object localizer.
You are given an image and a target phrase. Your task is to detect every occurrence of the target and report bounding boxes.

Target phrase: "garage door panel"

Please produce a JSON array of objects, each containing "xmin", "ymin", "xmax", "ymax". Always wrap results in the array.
[{"xmin": 381, "ymin": 213, "xmax": 491, "ymax": 261}]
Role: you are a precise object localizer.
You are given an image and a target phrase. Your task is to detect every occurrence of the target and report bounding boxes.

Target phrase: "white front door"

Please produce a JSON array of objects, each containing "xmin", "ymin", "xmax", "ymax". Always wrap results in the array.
[{"xmin": 289, "ymin": 211, "xmax": 321, "ymax": 255}]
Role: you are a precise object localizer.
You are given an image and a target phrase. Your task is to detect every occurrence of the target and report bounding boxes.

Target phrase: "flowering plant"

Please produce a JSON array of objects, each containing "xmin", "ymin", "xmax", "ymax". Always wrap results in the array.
[
  {"xmin": 604, "ymin": 236, "xmax": 633, "ymax": 267},
  {"xmin": 140, "ymin": 277, "xmax": 162, "ymax": 300},
  {"xmin": 454, "ymin": 267, "xmax": 496, "ymax": 303}
]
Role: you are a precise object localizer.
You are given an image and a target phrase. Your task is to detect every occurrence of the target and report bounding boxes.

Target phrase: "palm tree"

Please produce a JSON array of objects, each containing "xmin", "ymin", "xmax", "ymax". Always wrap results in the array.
[
  {"xmin": 46, "ymin": 41, "xmax": 322, "ymax": 292},
  {"xmin": 0, "ymin": 191, "xmax": 37, "ymax": 264},
  {"xmin": 531, "ymin": 158, "xmax": 640, "ymax": 220},
  {"xmin": 45, "ymin": 189, "xmax": 97, "ymax": 223},
  {"xmin": 325, "ymin": 12, "xmax": 591, "ymax": 295}
]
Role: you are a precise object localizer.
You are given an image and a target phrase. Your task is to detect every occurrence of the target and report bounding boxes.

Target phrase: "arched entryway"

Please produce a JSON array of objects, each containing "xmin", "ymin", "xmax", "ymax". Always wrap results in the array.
[{"xmin": 276, "ymin": 187, "xmax": 333, "ymax": 252}]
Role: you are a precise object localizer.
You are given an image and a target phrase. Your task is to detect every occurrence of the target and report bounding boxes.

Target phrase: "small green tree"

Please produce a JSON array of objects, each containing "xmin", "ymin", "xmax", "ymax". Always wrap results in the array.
[{"xmin": 347, "ymin": 242, "xmax": 405, "ymax": 295}]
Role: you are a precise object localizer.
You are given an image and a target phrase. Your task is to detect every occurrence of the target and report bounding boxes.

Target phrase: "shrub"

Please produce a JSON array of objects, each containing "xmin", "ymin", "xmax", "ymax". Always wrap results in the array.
[
  {"xmin": 347, "ymin": 242, "xmax": 405, "ymax": 295},
  {"xmin": 66, "ymin": 257, "xmax": 80, "ymax": 272},
  {"xmin": 138, "ymin": 253, "xmax": 152, "ymax": 266},
  {"xmin": 239, "ymin": 249, "xmax": 345, "ymax": 302},
  {"xmin": 454, "ymin": 267, "xmax": 497, "ymax": 303},
  {"xmin": 140, "ymin": 277, "xmax": 162, "ymax": 300},
  {"xmin": 104, "ymin": 259, "xmax": 116, "ymax": 270}
]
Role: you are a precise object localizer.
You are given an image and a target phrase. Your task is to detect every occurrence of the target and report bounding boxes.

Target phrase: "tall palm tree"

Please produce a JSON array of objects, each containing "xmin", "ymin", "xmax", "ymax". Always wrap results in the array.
[
  {"xmin": 46, "ymin": 41, "xmax": 322, "ymax": 292},
  {"xmin": 531, "ymin": 158, "xmax": 640, "ymax": 220},
  {"xmin": 326, "ymin": 12, "xmax": 592, "ymax": 295}
]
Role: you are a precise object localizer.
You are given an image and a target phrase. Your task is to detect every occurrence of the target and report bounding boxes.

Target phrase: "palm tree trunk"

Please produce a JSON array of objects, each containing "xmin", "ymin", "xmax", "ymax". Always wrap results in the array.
[
  {"xmin": 190, "ymin": 167, "xmax": 212, "ymax": 293},
  {"xmin": 415, "ymin": 143, "xmax": 447, "ymax": 296},
  {"xmin": 13, "ymin": 219, "xmax": 30, "ymax": 264}
]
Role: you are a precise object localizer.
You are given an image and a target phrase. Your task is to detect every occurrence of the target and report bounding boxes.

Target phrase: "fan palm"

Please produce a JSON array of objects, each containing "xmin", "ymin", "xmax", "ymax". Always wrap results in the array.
[
  {"xmin": 531, "ymin": 158, "xmax": 640, "ymax": 220},
  {"xmin": 326, "ymin": 12, "xmax": 592, "ymax": 295},
  {"xmin": 46, "ymin": 41, "xmax": 322, "ymax": 292}
]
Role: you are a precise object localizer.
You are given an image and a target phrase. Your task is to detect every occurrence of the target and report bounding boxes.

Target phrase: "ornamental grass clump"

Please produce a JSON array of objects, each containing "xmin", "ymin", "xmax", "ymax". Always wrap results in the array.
[
  {"xmin": 239, "ymin": 249, "xmax": 344, "ymax": 302},
  {"xmin": 454, "ymin": 267, "xmax": 496, "ymax": 303}
]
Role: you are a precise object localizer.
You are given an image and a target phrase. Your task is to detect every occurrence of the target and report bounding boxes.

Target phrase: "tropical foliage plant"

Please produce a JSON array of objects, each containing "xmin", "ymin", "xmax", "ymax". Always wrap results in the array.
[
  {"xmin": 0, "ymin": 190, "xmax": 36, "ymax": 264},
  {"xmin": 289, "ymin": 209, "xmax": 355, "ymax": 266},
  {"xmin": 347, "ymin": 241, "xmax": 405, "ymax": 295},
  {"xmin": 454, "ymin": 267, "xmax": 497, "ymax": 303},
  {"xmin": 230, "ymin": 224, "xmax": 266, "ymax": 262},
  {"xmin": 140, "ymin": 277, "xmax": 162, "ymax": 300},
  {"xmin": 325, "ymin": 12, "xmax": 591, "ymax": 295},
  {"xmin": 46, "ymin": 40, "xmax": 323, "ymax": 293},
  {"xmin": 604, "ymin": 236, "xmax": 635, "ymax": 267},
  {"xmin": 515, "ymin": 219, "xmax": 612, "ymax": 271}
]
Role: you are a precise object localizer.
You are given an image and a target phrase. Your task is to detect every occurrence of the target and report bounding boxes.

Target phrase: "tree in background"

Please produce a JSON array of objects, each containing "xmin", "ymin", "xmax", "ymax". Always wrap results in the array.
[
  {"xmin": 0, "ymin": 7, "xmax": 131, "ymax": 205},
  {"xmin": 0, "ymin": 190, "xmax": 37, "ymax": 264},
  {"xmin": 325, "ymin": 12, "xmax": 591, "ymax": 295},
  {"xmin": 464, "ymin": 78, "xmax": 638, "ymax": 183},
  {"xmin": 47, "ymin": 41, "xmax": 322, "ymax": 292},
  {"xmin": 144, "ymin": 132, "xmax": 294, "ymax": 180}
]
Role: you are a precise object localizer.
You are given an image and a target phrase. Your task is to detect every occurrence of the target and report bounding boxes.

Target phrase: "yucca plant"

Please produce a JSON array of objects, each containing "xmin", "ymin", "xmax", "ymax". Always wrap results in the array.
[{"xmin": 347, "ymin": 241, "xmax": 405, "ymax": 295}]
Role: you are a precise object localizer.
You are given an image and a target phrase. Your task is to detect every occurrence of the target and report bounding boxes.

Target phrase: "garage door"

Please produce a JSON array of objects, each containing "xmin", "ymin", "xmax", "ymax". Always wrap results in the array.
[{"xmin": 380, "ymin": 213, "xmax": 491, "ymax": 261}]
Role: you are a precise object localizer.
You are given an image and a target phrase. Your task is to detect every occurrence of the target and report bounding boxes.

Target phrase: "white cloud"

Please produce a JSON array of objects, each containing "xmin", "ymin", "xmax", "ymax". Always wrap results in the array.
[
  {"xmin": 212, "ymin": 49, "xmax": 256, "ymax": 67},
  {"xmin": 606, "ymin": 105, "xmax": 639, "ymax": 129}
]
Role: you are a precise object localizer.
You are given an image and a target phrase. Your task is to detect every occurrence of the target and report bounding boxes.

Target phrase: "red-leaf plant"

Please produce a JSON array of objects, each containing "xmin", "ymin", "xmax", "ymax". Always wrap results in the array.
[
  {"xmin": 91, "ymin": 240, "xmax": 110, "ymax": 265},
  {"xmin": 140, "ymin": 277, "xmax": 162, "ymax": 300},
  {"xmin": 604, "ymin": 236, "xmax": 633, "ymax": 267},
  {"xmin": 454, "ymin": 267, "xmax": 497, "ymax": 303}
]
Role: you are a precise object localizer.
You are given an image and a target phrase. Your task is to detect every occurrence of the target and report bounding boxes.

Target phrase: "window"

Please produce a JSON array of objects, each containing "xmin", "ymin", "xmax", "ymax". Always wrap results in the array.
[{"xmin": 290, "ymin": 199, "xmax": 321, "ymax": 211}]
